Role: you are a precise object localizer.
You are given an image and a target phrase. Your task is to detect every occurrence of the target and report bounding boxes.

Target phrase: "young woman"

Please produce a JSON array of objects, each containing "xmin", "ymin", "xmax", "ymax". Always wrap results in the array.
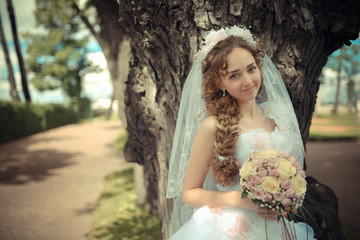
[{"xmin": 166, "ymin": 26, "xmax": 316, "ymax": 240}]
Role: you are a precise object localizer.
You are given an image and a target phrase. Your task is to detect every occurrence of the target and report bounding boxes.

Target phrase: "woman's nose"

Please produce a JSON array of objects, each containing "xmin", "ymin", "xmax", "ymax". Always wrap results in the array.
[{"xmin": 243, "ymin": 74, "xmax": 252, "ymax": 84}]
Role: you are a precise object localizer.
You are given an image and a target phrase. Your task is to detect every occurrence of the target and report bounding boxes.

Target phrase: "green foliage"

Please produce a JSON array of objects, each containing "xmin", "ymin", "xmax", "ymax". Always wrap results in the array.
[
  {"xmin": 0, "ymin": 101, "xmax": 43, "ymax": 142},
  {"xmin": 325, "ymin": 42, "xmax": 360, "ymax": 77},
  {"xmin": 87, "ymin": 167, "xmax": 161, "ymax": 240},
  {"xmin": 0, "ymin": 101, "xmax": 78, "ymax": 143},
  {"xmin": 115, "ymin": 128, "xmax": 128, "ymax": 151},
  {"xmin": 41, "ymin": 103, "xmax": 79, "ymax": 129},
  {"xmin": 78, "ymin": 97, "xmax": 93, "ymax": 119},
  {"xmin": 24, "ymin": 0, "xmax": 100, "ymax": 106}
]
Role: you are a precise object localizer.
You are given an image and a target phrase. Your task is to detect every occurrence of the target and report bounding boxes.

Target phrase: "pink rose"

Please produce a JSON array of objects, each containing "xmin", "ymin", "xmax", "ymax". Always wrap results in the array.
[
  {"xmin": 254, "ymin": 158, "xmax": 264, "ymax": 168},
  {"xmin": 285, "ymin": 188, "xmax": 296, "ymax": 198},
  {"xmin": 269, "ymin": 169, "xmax": 279, "ymax": 177},
  {"xmin": 250, "ymin": 175, "xmax": 261, "ymax": 185},
  {"xmin": 267, "ymin": 157, "xmax": 277, "ymax": 165},
  {"xmin": 258, "ymin": 168, "xmax": 268, "ymax": 178},
  {"xmin": 292, "ymin": 162, "xmax": 301, "ymax": 171},
  {"xmin": 300, "ymin": 170, "xmax": 306, "ymax": 178},
  {"xmin": 295, "ymin": 192, "xmax": 302, "ymax": 201},
  {"xmin": 274, "ymin": 192, "xmax": 284, "ymax": 201},
  {"xmin": 265, "ymin": 193, "xmax": 273, "ymax": 203},
  {"xmin": 280, "ymin": 180, "xmax": 291, "ymax": 190},
  {"xmin": 281, "ymin": 197, "xmax": 292, "ymax": 206},
  {"xmin": 254, "ymin": 189, "xmax": 265, "ymax": 200}
]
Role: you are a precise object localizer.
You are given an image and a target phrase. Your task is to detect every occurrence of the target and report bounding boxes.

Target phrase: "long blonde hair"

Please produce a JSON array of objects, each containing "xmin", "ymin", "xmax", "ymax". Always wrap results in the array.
[{"xmin": 202, "ymin": 36, "xmax": 264, "ymax": 186}]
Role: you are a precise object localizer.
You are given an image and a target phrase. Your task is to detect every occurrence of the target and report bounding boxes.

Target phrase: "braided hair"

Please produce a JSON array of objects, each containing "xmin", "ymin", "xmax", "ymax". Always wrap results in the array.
[{"xmin": 202, "ymin": 36, "xmax": 264, "ymax": 186}]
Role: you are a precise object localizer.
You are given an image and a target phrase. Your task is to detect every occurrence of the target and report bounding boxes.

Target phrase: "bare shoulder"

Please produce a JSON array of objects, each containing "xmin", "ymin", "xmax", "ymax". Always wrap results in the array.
[{"xmin": 199, "ymin": 116, "xmax": 218, "ymax": 136}]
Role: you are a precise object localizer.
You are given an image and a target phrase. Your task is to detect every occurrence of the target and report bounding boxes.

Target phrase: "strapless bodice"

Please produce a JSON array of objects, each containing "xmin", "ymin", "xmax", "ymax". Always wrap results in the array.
[{"xmin": 216, "ymin": 127, "xmax": 296, "ymax": 191}]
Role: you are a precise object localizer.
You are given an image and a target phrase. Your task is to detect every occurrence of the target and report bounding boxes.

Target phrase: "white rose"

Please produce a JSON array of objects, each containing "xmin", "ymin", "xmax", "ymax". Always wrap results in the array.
[
  {"xmin": 276, "ymin": 158, "xmax": 296, "ymax": 180},
  {"xmin": 240, "ymin": 161, "xmax": 255, "ymax": 181},
  {"xmin": 261, "ymin": 176, "xmax": 280, "ymax": 194},
  {"xmin": 291, "ymin": 176, "xmax": 307, "ymax": 194}
]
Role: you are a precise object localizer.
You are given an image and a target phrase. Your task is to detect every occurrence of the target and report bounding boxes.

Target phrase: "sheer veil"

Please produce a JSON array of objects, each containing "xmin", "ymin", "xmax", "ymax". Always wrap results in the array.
[{"xmin": 166, "ymin": 26, "xmax": 305, "ymax": 235}]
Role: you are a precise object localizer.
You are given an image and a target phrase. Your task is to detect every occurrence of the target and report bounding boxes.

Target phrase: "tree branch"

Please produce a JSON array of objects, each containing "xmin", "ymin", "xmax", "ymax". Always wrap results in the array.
[{"xmin": 71, "ymin": 1, "xmax": 105, "ymax": 48}]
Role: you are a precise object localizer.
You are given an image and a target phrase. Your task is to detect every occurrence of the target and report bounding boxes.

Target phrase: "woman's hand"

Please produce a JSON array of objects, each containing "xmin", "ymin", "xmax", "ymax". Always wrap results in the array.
[
  {"xmin": 257, "ymin": 210, "xmax": 278, "ymax": 221},
  {"xmin": 233, "ymin": 191, "xmax": 279, "ymax": 221}
]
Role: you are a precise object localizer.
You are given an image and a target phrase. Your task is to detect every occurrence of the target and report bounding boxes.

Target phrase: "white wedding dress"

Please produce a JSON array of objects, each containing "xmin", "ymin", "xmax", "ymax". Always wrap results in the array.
[{"xmin": 169, "ymin": 126, "xmax": 316, "ymax": 240}]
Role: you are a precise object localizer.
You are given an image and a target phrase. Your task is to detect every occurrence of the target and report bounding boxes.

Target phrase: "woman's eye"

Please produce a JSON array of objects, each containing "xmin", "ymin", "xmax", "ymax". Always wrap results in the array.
[
  {"xmin": 230, "ymin": 74, "xmax": 238, "ymax": 79},
  {"xmin": 249, "ymin": 66, "xmax": 257, "ymax": 73}
]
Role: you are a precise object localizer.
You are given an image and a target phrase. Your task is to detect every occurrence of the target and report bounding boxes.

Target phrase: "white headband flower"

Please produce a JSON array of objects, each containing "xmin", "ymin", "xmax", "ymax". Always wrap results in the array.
[{"xmin": 195, "ymin": 26, "xmax": 256, "ymax": 62}]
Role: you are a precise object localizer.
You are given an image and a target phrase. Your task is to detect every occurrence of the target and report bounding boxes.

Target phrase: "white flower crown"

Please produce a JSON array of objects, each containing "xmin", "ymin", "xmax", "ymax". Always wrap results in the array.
[{"xmin": 195, "ymin": 26, "xmax": 257, "ymax": 62}]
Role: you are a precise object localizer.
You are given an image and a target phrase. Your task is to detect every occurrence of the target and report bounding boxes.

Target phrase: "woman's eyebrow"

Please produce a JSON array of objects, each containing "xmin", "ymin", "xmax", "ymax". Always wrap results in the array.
[
  {"xmin": 227, "ymin": 68, "xmax": 240, "ymax": 74},
  {"xmin": 247, "ymin": 62, "xmax": 256, "ymax": 68},
  {"xmin": 227, "ymin": 62, "xmax": 256, "ymax": 74}
]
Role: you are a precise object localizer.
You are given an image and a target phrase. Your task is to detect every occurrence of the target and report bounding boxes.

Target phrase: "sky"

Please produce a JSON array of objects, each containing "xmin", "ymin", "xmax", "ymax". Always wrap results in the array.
[
  {"xmin": 0, "ymin": 0, "xmax": 359, "ymax": 105},
  {"xmin": 0, "ymin": 0, "xmax": 112, "ymax": 104}
]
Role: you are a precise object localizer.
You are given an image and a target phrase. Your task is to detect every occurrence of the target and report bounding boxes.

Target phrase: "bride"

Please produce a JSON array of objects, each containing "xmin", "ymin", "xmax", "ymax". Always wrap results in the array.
[{"xmin": 166, "ymin": 26, "xmax": 316, "ymax": 239}]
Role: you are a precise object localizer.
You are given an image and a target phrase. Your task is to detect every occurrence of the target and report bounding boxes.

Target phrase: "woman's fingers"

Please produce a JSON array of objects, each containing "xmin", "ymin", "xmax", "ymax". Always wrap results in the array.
[{"xmin": 257, "ymin": 211, "xmax": 278, "ymax": 220}]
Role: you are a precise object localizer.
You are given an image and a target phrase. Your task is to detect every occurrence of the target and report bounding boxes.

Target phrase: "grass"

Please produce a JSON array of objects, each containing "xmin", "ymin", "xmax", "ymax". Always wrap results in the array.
[
  {"xmin": 87, "ymin": 167, "xmax": 161, "ymax": 240},
  {"xmin": 114, "ymin": 128, "xmax": 128, "ymax": 151},
  {"xmin": 309, "ymin": 112, "xmax": 360, "ymax": 141}
]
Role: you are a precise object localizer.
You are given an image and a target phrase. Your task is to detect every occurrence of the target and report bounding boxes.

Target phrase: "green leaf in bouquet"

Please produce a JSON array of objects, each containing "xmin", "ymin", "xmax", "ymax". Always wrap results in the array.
[{"xmin": 241, "ymin": 191, "xmax": 249, "ymax": 198}]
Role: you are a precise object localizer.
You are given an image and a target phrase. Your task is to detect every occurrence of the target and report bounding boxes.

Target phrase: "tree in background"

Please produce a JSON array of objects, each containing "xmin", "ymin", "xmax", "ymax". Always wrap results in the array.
[
  {"xmin": 0, "ymin": 12, "xmax": 20, "ymax": 102},
  {"xmin": 344, "ymin": 43, "xmax": 359, "ymax": 114},
  {"xmin": 329, "ymin": 48, "xmax": 348, "ymax": 115},
  {"xmin": 71, "ymin": 0, "xmax": 128, "ymax": 123},
  {"xmin": 325, "ymin": 41, "xmax": 360, "ymax": 115},
  {"xmin": 6, "ymin": 0, "xmax": 31, "ymax": 102},
  {"xmin": 24, "ymin": 0, "xmax": 99, "ymax": 108},
  {"xmin": 24, "ymin": 0, "xmax": 128, "ymax": 122},
  {"xmin": 118, "ymin": 0, "xmax": 360, "ymax": 239}
]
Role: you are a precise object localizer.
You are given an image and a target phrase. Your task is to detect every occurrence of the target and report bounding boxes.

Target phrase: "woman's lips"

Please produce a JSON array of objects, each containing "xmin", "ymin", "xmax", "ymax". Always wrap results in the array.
[{"xmin": 243, "ymin": 86, "xmax": 255, "ymax": 92}]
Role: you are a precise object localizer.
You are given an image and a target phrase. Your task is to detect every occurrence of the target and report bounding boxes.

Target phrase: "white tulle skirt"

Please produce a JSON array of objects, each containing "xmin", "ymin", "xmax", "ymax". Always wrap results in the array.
[{"xmin": 169, "ymin": 206, "xmax": 316, "ymax": 240}]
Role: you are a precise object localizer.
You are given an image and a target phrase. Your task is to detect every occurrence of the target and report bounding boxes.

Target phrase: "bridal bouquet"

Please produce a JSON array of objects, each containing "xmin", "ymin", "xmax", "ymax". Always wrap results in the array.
[{"xmin": 240, "ymin": 149, "xmax": 307, "ymax": 221}]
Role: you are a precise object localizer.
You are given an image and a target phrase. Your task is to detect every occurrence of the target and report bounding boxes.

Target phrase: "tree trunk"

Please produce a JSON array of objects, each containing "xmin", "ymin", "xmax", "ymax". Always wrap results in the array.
[
  {"xmin": 73, "ymin": 0, "xmax": 129, "ymax": 126},
  {"xmin": 6, "ymin": 0, "xmax": 31, "ymax": 102},
  {"xmin": 332, "ymin": 48, "xmax": 344, "ymax": 116},
  {"xmin": 91, "ymin": 0, "xmax": 129, "ymax": 126},
  {"xmin": 0, "ymin": 12, "xmax": 20, "ymax": 102},
  {"xmin": 347, "ymin": 79, "xmax": 356, "ymax": 113},
  {"xmin": 118, "ymin": 0, "xmax": 360, "ymax": 239}
]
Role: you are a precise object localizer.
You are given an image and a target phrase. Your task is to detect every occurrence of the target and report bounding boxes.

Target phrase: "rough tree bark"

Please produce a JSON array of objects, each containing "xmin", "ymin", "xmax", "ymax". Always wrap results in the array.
[{"xmin": 118, "ymin": 0, "xmax": 360, "ymax": 239}]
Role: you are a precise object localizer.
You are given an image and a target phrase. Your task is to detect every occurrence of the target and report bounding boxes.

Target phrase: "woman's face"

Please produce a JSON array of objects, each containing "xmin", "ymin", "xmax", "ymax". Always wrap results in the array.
[{"xmin": 221, "ymin": 47, "xmax": 262, "ymax": 103}]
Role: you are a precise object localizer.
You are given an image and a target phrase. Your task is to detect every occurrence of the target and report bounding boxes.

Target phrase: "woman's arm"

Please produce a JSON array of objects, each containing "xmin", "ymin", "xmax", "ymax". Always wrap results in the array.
[{"xmin": 182, "ymin": 116, "xmax": 261, "ymax": 211}]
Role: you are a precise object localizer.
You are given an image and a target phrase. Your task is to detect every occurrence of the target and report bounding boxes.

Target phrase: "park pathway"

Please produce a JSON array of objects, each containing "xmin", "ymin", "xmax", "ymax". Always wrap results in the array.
[
  {"xmin": 306, "ymin": 141, "xmax": 360, "ymax": 234},
  {"xmin": 0, "ymin": 120, "xmax": 132, "ymax": 240}
]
